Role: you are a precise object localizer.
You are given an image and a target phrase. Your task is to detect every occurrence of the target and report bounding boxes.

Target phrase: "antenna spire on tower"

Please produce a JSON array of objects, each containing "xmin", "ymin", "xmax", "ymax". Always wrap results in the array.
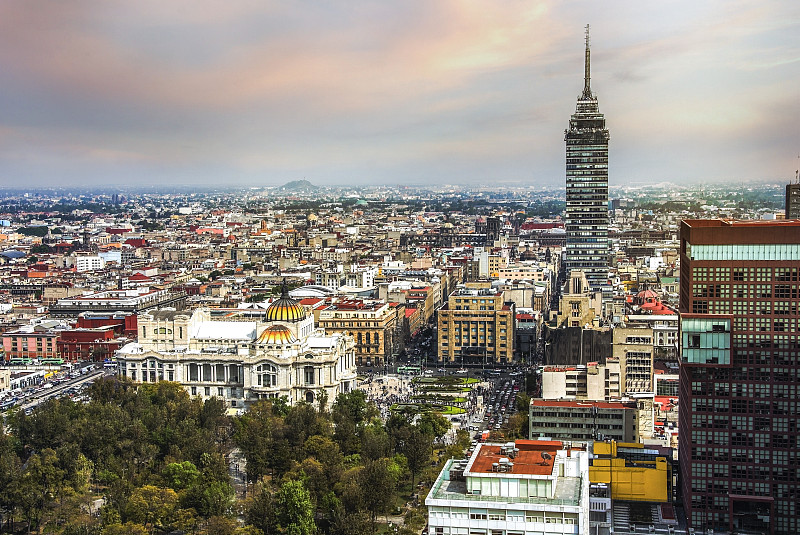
[{"xmin": 582, "ymin": 24, "xmax": 593, "ymax": 99}]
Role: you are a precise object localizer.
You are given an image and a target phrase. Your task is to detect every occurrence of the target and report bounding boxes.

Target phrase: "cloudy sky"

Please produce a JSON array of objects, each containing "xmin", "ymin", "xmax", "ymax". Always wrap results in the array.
[{"xmin": 0, "ymin": 1, "xmax": 798, "ymax": 188}]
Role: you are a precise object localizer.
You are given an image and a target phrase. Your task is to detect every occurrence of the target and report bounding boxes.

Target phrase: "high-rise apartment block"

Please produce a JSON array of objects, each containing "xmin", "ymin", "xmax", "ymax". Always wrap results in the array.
[
  {"xmin": 564, "ymin": 26, "xmax": 610, "ymax": 291},
  {"xmin": 679, "ymin": 219, "xmax": 800, "ymax": 535}
]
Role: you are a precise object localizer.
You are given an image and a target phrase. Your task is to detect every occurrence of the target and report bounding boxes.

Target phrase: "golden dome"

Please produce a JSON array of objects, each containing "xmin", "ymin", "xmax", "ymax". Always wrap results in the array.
[
  {"xmin": 266, "ymin": 279, "xmax": 307, "ymax": 322},
  {"xmin": 257, "ymin": 325, "xmax": 297, "ymax": 345}
]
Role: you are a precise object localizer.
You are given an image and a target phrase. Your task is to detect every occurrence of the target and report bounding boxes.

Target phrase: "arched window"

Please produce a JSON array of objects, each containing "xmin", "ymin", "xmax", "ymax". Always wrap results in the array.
[
  {"xmin": 305, "ymin": 391, "xmax": 315, "ymax": 403},
  {"xmin": 256, "ymin": 363, "xmax": 278, "ymax": 387}
]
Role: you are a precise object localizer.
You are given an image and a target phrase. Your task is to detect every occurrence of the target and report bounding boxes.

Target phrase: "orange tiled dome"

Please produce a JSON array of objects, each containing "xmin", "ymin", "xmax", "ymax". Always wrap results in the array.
[
  {"xmin": 266, "ymin": 280, "xmax": 307, "ymax": 322},
  {"xmin": 257, "ymin": 325, "xmax": 297, "ymax": 345}
]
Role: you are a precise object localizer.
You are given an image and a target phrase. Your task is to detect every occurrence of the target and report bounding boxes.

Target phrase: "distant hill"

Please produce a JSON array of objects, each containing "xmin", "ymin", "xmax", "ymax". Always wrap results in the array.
[{"xmin": 277, "ymin": 180, "xmax": 316, "ymax": 192}]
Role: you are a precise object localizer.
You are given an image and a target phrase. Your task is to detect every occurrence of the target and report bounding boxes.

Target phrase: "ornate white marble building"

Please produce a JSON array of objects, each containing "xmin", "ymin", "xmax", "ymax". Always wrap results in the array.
[{"xmin": 115, "ymin": 284, "xmax": 357, "ymax": 407}]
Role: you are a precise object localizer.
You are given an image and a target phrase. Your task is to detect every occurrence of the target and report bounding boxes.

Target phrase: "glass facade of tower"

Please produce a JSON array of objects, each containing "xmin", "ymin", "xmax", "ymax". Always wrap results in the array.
[
  {"xmin": 564, "ymin": 45, "xmax": 609, "ymax": 291},
  {"xmin": 679, "ymin": 219, "xmax": 800, "ymax": 535}
]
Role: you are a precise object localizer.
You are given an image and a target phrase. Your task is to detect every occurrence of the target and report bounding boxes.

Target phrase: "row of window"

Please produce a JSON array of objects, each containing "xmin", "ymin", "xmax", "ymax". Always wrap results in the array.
[
  {"xmin": 431, "ymin": 509, "xmax": 577, "ymax": 525},
  {"xmin": 530, "ymin": 411, "xmax": 623, "ymax": 420},
  {"xmin": 323, "ymin": 321, "xmax": 383, "ymax": 328}
]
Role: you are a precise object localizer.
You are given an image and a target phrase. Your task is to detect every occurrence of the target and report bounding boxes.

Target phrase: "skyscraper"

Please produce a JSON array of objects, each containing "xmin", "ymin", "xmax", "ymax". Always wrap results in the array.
[
  {"xmin": 564, "ymin": 25, "xmax": 610, "ymax": 291},
  {"xmin": 785, "ymin": 181, "xmax": 800, "ymax": 219},
  {"xmin": 679, "ymin": 219, "xmax": 800, "ymax": 535}
]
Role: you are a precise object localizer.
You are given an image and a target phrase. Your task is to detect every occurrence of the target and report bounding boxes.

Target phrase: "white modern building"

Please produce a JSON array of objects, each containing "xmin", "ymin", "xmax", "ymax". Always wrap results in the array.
[
  {"xmin": 426, "ymin": 439, "xmax": 590, "ymax": 535},
  {"xmin": 115, "ymin": 283, "xmax": 357, "ymax": 407},
  {"xmin": 75, "ymin": 254, "xmax": 106, "ymax": 272},
  {"xmin": 540, "ymin": 360, "xmax": 622, "ymax": 401}
]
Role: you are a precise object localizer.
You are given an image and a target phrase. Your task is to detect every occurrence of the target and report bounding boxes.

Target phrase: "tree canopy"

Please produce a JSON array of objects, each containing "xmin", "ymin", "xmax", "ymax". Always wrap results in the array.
[{"xmin": 1, "ymin": 377, "xmax": 462, "ymax": 535}]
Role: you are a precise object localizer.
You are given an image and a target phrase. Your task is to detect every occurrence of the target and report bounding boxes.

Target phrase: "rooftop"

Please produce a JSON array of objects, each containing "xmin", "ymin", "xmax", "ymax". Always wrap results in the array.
[
  {"xmin": 466, "ymin": 440, "xmax": 561, "ymax": 476},
  {"xmin": 531, "ymin": 399, "xmax": 636, "ymax": 409},
  {"xmin": 683, "ymin": 218, "xmax": 800, "ymax": 228},
  {"xmin": 427, "ymin": 439, "xmax": 585, "ymax": 508}
]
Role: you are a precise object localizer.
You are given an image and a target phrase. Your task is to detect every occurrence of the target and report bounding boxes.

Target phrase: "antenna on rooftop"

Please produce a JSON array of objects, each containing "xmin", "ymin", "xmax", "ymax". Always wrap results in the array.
[
  {"xmin": 582, "ymin": 24, "xmax": 592, "ymax": 100},
  {"xmin": 539, "ymin": 451, "xmax": 552, "ymax": 465}
]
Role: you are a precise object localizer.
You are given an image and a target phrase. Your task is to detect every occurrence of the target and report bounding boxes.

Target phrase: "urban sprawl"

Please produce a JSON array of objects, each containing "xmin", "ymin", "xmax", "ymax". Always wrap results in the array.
[{"xmin": 0, "ymin": 35, "xmax": 797, "ymax": 535}]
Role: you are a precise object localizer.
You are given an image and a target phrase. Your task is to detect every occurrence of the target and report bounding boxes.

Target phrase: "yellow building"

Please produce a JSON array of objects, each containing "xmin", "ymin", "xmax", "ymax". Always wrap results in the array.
[
  {"xmin": 317, "ymin": 298, "xmax": 401, "ymax": 367},
  {"xmin": 589, "ymin": 441, "xmax": 670, "ymax": 503},
  {"xmin": 487, "ymin": 254, "xmax": 508, "ymax": 278},
  {"xmin": 555, "ymin": 271, "xmax": 602, "ymax": 328},
  {"xmin": 437, "ymin": 283, "xmax": 515, "ymax": 364}
]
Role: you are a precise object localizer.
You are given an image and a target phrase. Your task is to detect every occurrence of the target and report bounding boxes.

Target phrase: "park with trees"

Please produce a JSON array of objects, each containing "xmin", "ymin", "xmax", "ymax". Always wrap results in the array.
[{"xmin": 0, "ymin": 377, "xmax": 469, "ymax": 535}]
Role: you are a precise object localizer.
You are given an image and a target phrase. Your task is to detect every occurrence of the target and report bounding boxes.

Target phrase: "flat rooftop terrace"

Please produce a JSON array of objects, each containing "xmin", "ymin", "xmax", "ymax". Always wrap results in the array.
[
  {"xmin": 428, "ymin": 459, "xmax": 582, "ymax": 507},
  {"xmin": 466, "ymin": 442, "xmax": 559, "ymax": 476}
]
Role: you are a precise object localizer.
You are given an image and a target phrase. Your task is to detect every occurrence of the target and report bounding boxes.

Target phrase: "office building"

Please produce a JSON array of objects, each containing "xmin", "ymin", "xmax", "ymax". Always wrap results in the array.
[
  {"xmin": 426, "ymin": 439, "xmax": 590, "ymax": 535},
  {"xmin": 529, "ymin": 399, "xmax": 638, "ymax": 443},
  {"xmin": 316, "ymin": 298, "xmax": 402, "ymax": 367},
  {"xmin": 437, "ymin": 283, "xmax": 515, "ymax": 365},
  {"xmin": 679, "ymin": 219, "xmax": 800, "ymax": 535},
  {"xmin": 785, "ymin": 182, "xmax": 800, "ymax": 219},
  {"xmin": 611, "ymin": 326, "xmax": 653, "ymax": 393},
  {"xmin": 564, "ymin": 26, "xmax": 610, "ymax": 291},
  {"xmin": 540, "ymin": 360, "xmax": 622, "ymax": 401}
]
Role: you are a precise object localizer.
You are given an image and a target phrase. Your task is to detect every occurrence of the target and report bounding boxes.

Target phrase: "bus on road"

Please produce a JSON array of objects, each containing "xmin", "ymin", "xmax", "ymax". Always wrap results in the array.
[{"xmin": 397, "ymin": 365, "xmax": 422, "ymax": 375}]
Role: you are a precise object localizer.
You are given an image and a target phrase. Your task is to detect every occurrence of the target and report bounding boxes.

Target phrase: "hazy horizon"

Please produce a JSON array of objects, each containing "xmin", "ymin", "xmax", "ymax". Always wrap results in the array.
[{"xmin": 1, "ymin": 1, "xmax": 798, "ymax": 188}]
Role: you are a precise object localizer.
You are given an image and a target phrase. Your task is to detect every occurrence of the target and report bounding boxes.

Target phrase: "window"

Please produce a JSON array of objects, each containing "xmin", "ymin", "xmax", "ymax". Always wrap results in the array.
[
  {"xmin": 525, "ymin": 512, "xmax": 544, "ymax": 522},
  {"xmin": 257, "ymin": 363, "xmax": 278, "ymax": 387},
  {"xmin": 304, "ymin": 366, "xmax": 315, "ymax": 385}
]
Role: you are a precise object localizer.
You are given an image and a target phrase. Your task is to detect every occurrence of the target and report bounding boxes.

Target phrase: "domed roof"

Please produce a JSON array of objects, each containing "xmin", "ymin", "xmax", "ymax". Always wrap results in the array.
[
  {"xmin": 266, "ymin": 280, "xmax": 307, "ymax": 322},
  {"xmin": 257, "ymin": 325, "xmax": 297, "ymax": 345},
  {"xmin": 638, "ymin": 288, "xmax": 658, "ymax": 299}
]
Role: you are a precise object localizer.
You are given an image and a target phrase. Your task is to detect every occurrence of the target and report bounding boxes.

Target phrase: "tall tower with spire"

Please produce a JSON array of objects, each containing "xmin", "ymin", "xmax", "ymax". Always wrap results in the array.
[{"xmin": 564, "ymin": 25, "xmax": 610, "ymax": 292}]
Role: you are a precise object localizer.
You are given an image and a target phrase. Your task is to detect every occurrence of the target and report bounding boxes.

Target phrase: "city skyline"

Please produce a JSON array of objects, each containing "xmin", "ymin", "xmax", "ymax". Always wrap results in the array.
[{"xmin": 0, "ymin": 1, "xmax": 798, "ymax": 188}]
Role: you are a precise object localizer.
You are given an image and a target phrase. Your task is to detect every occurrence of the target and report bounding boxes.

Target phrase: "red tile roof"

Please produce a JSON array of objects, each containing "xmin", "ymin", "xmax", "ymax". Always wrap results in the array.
[{"xmin": 468, "ymin": 441, "xmax": 562, "ymax": 476}]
